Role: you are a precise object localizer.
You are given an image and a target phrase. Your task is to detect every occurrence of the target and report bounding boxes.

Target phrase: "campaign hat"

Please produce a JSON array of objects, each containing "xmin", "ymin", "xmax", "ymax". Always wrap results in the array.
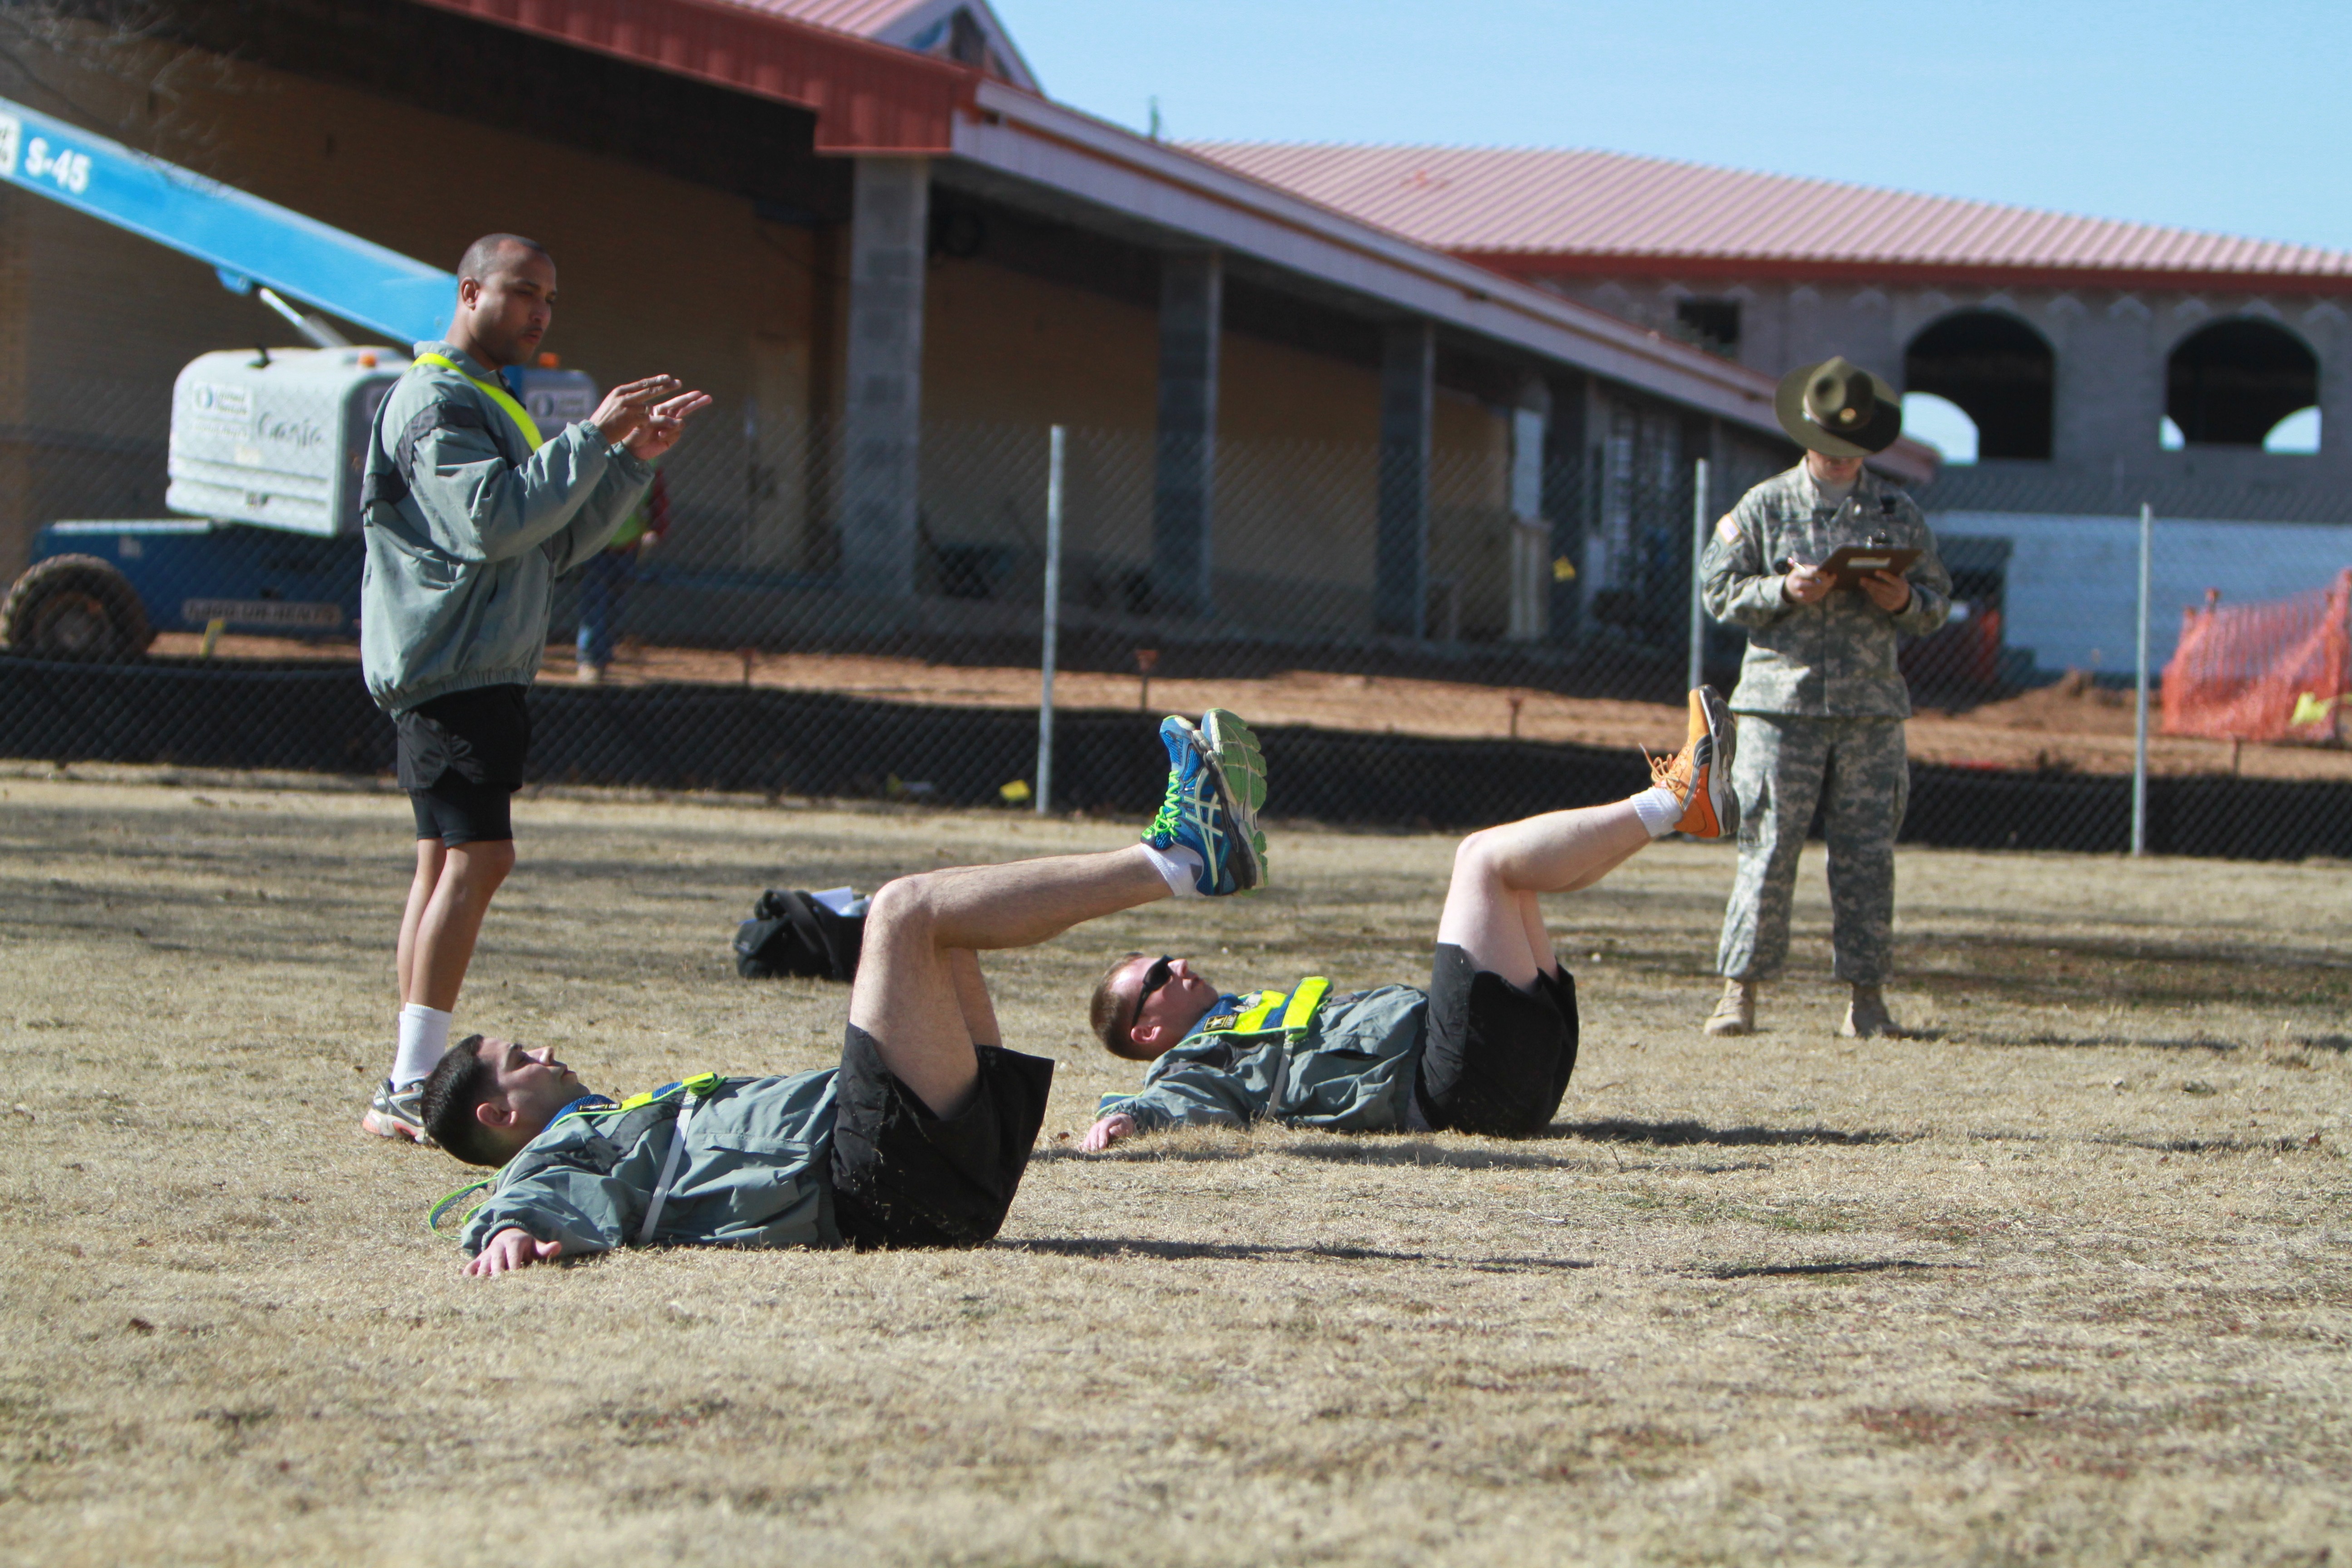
[{"xmin": 1774, "ymin": 356, "xmax": 1903, "ymax": 457}]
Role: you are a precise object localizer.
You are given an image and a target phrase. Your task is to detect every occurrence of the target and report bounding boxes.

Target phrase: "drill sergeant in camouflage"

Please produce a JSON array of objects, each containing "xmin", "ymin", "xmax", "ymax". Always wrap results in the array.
[{"xmin": 1700, "ymin": 357, "xmax": 1950, "ymax": 1039}]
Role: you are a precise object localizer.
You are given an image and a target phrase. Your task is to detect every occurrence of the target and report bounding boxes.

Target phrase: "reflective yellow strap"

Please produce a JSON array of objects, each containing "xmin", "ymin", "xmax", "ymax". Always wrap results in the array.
[
  {"xmin": 619, "ymin": 1074, "xmax": 721, "ymax": 1113},
  {"xmin": 415, "ymin": 351, "xmax": 545, "ymax": 451},
  {"xmin": 427, "ymin": 1178, "xmax": 493, "ymax": 1237},
  {"xmin": 1280, "ymin": 977, "xmax": 1330, "ymax": 1034},
  {"xmin": 1231, "ymin": 990, "xmax": 1286, "ymax": 1034}
]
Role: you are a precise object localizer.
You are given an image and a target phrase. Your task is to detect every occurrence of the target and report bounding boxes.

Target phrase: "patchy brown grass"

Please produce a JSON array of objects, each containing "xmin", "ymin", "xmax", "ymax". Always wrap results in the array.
[{"xmin": 1, "ymin": 771, "xmax": 2348, "ymax": 1566}]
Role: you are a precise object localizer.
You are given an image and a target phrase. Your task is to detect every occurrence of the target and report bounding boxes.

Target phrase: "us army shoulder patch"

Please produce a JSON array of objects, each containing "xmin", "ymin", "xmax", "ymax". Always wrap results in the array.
[{"xmin": 1714, "ymin": 513, "xmax": 1742, "ymax": 544}]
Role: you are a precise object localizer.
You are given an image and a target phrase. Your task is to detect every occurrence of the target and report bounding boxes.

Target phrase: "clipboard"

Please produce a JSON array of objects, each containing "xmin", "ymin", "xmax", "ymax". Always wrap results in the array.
[{"xmin": 1817, "ymin": 543, "xmax": 1920, "ymax": 588}]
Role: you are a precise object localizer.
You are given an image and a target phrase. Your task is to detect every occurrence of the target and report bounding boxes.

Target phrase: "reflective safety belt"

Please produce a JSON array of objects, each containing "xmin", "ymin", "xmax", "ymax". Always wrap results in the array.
[
  {"xmin": 415, "ymin": 351, "xmax": 545, "ymax": 451},
  {"xmin": 635, "ymin": 1073, "xmax": 721, "ymax": 1245},
  {"xmin": 1279, "ymin": 976, "xmax": 1330, "ymax": 1034},
  {"xmin": 1231, "ymin": 989, "xmax": 1287, "ymax": 1034},
  {"xmin": 1203, "ymin": 978, "xmax": 1333, "ymax": 1041},
  {"xmin": 427, "ymin": 1178, "xmax": 493, "ymax": 1235}
]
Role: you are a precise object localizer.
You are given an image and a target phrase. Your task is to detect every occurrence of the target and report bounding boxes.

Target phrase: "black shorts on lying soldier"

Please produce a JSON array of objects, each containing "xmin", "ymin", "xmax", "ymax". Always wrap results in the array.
[
  {"xmin": 1080, "ymin": 689, "xmax": 1735, "ymax": 1152},
  {"xmin": 424, "ymin": 710, "xmax": 1270, "ymax": 1277}
]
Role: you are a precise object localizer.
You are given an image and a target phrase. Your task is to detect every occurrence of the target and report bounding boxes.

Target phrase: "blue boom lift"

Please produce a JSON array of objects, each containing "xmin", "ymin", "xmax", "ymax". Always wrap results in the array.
[{"xmin": 0, "ymin": 95, "xmax": 593, "ymax": 658}]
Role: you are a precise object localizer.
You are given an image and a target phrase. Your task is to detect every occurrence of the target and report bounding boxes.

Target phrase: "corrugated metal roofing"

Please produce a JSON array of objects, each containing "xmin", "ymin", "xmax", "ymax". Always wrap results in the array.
[
  {"xmin": 715, "ymin": 0, "xmax": 1037, "ymax": 88},
  {"xmin": 1184, "ymin": 142, "xmax": 2352, "ymax": 288},
  {"xmin": 407, "ymin": 0, "xmax": 974, "ymax": 152}
]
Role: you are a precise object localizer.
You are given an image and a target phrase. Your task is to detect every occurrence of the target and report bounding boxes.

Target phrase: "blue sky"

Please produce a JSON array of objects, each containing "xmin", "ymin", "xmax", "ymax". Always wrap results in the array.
[{"xmin": 997, "ymin": 0, "xmax": 2352, "ymax": 253}]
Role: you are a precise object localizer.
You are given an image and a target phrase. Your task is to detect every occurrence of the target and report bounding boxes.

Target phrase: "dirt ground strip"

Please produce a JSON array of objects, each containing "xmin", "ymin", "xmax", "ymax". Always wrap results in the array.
[
  {"xmin": 147, "ymin": 634, "xmax": 2352, "ymax": 781},
  {"xmin": 2, "ymin": 775, "xmax": 2348, "ymax": 1567}
]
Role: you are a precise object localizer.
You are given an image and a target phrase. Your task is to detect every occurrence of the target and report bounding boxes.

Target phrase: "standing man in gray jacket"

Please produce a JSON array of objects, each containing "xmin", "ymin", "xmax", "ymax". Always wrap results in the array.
[
  {"xmin": 358, "ymin": 233, "xmax": 710, "ymax": 1143},
  {"xmin": 1700, "ymin": 357, "xmax": 1950, "ymax": 1041}
]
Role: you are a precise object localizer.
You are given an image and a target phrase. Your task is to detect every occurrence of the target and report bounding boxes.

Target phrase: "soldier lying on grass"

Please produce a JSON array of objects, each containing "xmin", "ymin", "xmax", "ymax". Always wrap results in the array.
[
  {"xmin": 422, "ymin": 711, "xmax": 1270, "ymax": 1276},
  {"xmin": 1080, "ymin": 689, "xmax": 1735, "ymax": 1152}
]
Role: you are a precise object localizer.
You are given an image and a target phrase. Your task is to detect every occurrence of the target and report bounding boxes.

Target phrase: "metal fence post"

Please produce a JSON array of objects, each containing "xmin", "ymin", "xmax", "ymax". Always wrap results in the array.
[
  {"xmin": 2131, "ymin": 501, "xmax": 2152, "ymax": 857},
  {"xmin": 1688, "ymin": 456, "xmax": 1710, "ymax": 692},
  {"xmin": 1037, "ymin": 425, "xmax": 1066, "ymax": 817}
]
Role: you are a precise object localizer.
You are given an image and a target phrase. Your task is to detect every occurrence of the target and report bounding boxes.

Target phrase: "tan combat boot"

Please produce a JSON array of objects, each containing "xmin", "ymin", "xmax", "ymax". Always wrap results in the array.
[
  {"xmin": 1704, "ymin": 977, "xmax": 1756, "ymax": 1037},
  {"xmin": 1841, "ymin": 983, "xmax": 1897, "ymax": 1039}
]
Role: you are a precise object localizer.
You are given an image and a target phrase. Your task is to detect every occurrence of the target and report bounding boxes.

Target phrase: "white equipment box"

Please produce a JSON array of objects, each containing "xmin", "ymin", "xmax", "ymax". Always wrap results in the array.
[
  {"xmin": 165, "ymin": 347, "xmax": 407, "ymax": 538},
  {"xmin": 164, "ymin": 349, "xmax": 602, "ymax": 539}
]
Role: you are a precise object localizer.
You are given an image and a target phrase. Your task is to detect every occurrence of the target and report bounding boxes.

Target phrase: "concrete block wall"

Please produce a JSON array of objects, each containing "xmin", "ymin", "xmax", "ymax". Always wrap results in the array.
[{"xmin": 1540, "ymin": 274, "xmax": 2352, "ymax": 512}]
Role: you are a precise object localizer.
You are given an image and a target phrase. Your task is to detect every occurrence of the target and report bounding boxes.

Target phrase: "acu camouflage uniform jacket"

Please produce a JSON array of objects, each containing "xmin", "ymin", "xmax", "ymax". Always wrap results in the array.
[{"xmin": 1700, "ymin": 465, "xmax": 1953, "ymax": 719}]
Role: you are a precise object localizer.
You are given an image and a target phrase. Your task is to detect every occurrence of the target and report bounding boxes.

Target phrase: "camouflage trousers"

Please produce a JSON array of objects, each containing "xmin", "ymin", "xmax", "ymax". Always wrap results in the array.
[{"xmin": 1715, "ymin": 715, "xmax": 1908, "ymax": 985}]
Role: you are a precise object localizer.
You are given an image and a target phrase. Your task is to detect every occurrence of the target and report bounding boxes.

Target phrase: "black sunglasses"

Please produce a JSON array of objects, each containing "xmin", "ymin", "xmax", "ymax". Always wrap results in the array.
[{"xmin": 1128, "ymin": 955, "xmax": 1176, "ymax": 1029}]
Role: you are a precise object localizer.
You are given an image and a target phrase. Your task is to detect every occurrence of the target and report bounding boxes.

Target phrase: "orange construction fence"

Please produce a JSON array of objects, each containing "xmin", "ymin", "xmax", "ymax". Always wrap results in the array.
[{"xmin": 2161, "ymin": 568, "xmax": 2351, "ymax": 743}]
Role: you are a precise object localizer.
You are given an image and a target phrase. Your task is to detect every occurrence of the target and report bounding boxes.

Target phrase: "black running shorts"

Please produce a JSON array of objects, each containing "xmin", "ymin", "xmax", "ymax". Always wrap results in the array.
[
  {"xmin": 828, "ymin": 1024, "xmax": 1055, "ymax": 1250},
  {"xmin": 397, "ymin": 684, "xmax": 530, "ymax": 846},
  {"xmin": 409, "ymin": 778, "xmax": 514, "ymax": 846},
  {"xmin": 1414, "ymin": 942, "xmax": 1579, "ymax": 1138}
]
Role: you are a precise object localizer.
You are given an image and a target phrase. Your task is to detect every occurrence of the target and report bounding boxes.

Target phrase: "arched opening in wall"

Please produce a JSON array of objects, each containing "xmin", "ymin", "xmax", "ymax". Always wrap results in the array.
[
  {"xmin": 2166, "ymin": 319, "xmax": 2318, "ymax": 447},
  {"xmin": 1903, "ymin": 311, "xmax": 2053, "ymax": 460},
  {"xmin": 1900, "ymin": 392, "xmax": 1979, "ymax": 464}
]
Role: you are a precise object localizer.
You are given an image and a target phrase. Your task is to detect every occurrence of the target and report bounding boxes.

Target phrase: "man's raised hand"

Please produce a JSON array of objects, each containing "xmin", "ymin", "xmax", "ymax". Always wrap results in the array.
[
  {"xmin": 625, "ymin": 390, "xmax": 713, "ymax": 461},
  {"xmin": 589, "ymin": 375, "xmax": 683, "ymax": 446},
  {"xmin": 465, "ymin": 1226, "xmax": 564, "ymax": 1278}
]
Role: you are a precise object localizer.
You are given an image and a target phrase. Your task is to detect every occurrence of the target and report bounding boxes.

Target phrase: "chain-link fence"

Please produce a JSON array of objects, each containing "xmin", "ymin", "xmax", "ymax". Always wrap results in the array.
[{"xmin": 3, "ymin": 385, "xmax": 2349, "ymax": 859}]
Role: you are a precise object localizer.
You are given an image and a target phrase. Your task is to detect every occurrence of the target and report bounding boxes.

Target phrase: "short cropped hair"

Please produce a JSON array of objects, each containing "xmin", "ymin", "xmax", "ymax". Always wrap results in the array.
[
  {"xmin": 457, "ymin": 233, "xmax": 549, "ymax": 284},
  {"xmin": 418, "ymin": 1034, "xmax": 505, "ymax": 1167},
  {"xmin": 1089, "ymin": 951, "xmax": 1156, "ymax": 1061}
]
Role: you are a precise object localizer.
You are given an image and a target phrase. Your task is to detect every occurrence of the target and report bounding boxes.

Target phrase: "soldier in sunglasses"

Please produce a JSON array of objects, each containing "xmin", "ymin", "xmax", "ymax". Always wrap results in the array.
[{"xmin": 1083, "ymin": 688, "xmax": 1736, "ymax": 1149}]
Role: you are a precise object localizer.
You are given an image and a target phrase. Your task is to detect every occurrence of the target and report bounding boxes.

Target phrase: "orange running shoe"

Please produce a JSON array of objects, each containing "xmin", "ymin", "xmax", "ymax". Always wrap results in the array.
[{"xmin": 1645, "ymin": 687, "xmax": 1738, "ymax": 838}]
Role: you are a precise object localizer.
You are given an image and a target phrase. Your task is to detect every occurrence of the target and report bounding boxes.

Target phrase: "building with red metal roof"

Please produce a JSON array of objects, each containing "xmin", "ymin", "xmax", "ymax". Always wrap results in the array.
[
  {"xmin": 1191, "ymin": 142, "xmax": 2352, "ymax": 524},
  {"xmin": 5, "ymin": 0, "xmax": 1873, "ymax": 665}
]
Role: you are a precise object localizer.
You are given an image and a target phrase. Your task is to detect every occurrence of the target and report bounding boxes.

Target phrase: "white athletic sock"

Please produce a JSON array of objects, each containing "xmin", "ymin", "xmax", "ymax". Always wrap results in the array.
[
  {"xmin": 391, "ymin": 1004, "xmax": 454, "ymax": 1088},
  {"xmin": 1140, "ymin": 843, "xmax": 1205, "ymax": 898},
  {"xmin": 1630, "ymin": 785, "xmax": 1684, "ymax": 839}
]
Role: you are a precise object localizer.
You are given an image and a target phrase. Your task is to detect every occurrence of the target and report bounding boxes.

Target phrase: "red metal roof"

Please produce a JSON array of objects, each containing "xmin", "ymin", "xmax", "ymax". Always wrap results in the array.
[
  {"xmin": 405, "ymin": 0, "xmax": 978, "ymax": 153},
  {"xmin": 1185, "ymin": 143, "xmax": 2352, "ymax": 294}
]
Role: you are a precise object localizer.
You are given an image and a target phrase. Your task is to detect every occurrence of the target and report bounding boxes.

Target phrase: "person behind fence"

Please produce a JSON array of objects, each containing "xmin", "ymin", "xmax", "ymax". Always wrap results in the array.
[
  {"xmin": 358, "ymin": 233, "xmax": 713, "ymax": 1145},
  {"xmin": 573, "ymin": 462, "xmax": 669, "ymax": 684},
  {"xmin": 1078, "ymin": 690, "xmax": 1735, "ymax": 1152},
  {"xmin": 1699, "ymin": 356, "xmax": 1950, "ymax": 1041},
  {"xmin": 423, "ymin": 711, "xmax": 1269, "ymax": 1274}
]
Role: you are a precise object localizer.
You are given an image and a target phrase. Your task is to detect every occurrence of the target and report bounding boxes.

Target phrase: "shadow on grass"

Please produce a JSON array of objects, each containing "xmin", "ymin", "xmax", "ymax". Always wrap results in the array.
[
  {"xmin": 1699, "ymin": 1259, "xmax": 1973, "ymax": 1280},
  {"xmin": 1002, "ymin": 1236, "xmax": 1597, "ymax": 1274},
  {"xmin": 1557, "ymin": 1118, "xmax": 1919, "ymax": 1148}
]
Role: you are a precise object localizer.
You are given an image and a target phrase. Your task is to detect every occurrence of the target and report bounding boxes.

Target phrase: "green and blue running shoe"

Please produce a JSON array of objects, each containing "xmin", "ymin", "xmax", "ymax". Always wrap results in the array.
[{"xmin": 1143, "ymin": 708, "xmax": 1269, "ymax": 895}]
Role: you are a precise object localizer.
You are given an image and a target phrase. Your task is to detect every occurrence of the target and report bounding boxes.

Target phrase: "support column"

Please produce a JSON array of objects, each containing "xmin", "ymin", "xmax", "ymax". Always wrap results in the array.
[
  {"xmin": 1374, "ymin": 321, "xmax": 1434, "ymax": 638},
  {"xmin": 841, "ymin": 158, "xmax": 930, "ymax": 597},
  {"xmin": 1505, "ymin": 376, "xmax": 1551, "ymax": 642},
  {"xmin": 1152, "ymin": 251, "xmax": 1221, "ymax": 617}
]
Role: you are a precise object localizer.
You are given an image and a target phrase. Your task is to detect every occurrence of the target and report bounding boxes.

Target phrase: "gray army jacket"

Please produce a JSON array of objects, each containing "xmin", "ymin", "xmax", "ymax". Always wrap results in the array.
[
  {"xmin": 1700, "ymin": 464, "xmax": 1952, "ymax": 719},
  {"xmin": 1098, "ymin": 980, "xmax": 1430, "ymax": 1135},
  {"xmin": 359, "ymin": 341, "xmax": 652, "ymax": 715},
  {"xmin": 458, "ymin": 1071, "xmax": 843, "ymax": 1259}
]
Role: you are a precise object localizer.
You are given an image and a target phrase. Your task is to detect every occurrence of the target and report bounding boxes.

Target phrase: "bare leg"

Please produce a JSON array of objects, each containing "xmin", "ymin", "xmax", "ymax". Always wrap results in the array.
[
  {"xmin": 849, "ymin": 846, "xmax": 1167, "ymax": 1117},
  {"xmin": 948, "ymin": 948, "xmax": 1000, "ymax": 1048},
  {"xmin": 1434, "ymin": 800, "xmax": 1651, "ymax": 986},
  {"xmin": 407, "ymin": 840, "xmax": 517, "ymax": 1013},
  {"xmin": 397, "ymin": 838, "xmax": 446, "ymax": 1006},
  {"xmin": 1514, "ymin": 891, "xmax": 1558, "ymax": 979}
]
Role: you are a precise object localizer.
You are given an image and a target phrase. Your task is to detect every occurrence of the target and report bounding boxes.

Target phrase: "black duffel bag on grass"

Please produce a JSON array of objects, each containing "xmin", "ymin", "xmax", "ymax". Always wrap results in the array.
[{"xmin": 735, "ymin": 889, "xmax": 866, "ymax": 981}]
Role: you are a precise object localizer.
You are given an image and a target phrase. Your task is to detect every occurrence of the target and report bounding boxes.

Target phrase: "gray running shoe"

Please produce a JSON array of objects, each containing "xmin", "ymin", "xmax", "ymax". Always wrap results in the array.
[{"xmin": 361, "ymin": 1078, "xmax": 432, "ymax": 1144}]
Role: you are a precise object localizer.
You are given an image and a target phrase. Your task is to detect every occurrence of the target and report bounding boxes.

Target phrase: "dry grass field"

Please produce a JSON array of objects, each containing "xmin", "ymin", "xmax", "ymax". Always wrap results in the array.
[{"xmin": 2, "ymin": 766, "xmax": 2349, "ymax": 1566}]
